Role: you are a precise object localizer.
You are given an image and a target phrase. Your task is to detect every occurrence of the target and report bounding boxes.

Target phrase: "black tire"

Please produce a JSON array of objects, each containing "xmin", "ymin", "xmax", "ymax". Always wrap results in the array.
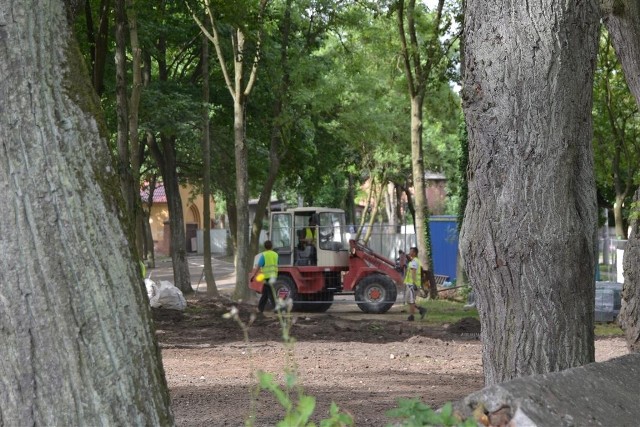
[
  {"xmin": 299, "ymin": 292, "xmax": 334, "ymax": 313},
  {"xmin": 266, "ymin": 276, "xmax": 299, "ymax": 311},
  {"xmin": 355, "ymin": 274, "xmax": 397, "ymax": 314}
]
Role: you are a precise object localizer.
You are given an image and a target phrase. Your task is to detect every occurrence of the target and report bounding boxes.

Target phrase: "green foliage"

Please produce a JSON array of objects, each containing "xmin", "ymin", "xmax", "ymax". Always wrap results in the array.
[
  {"xmin": 224, "ymin": 304, "xmax": 353, "ymax": 427},
  {"xmin": 595, "ymin": 322, "xmax": 624, "ymax": 337},
  {"xmin": 386, "ymin": 400, "xmax": 476, "ymax": 427},
  {"xmin": 592, "ymin": 30, "xmax": 640, "ymax": 219},
  {"xmin": 418, "ymin": 300, "xmax": 478, "ymax": 324},
  {"xmin": 457, "ymin": 283, "xmax": 472, "ymax": 301},
  {"xmin": 629, "ymin": 200, "xmax": 640, "ymax": 222},
  {"xmin": 73, "ymin": 0, "xmax": 465, "ymax": 222},
  {"xmin": 256, "ymin": 371, "xmax": 354, "ymax": 427},
  {"xmin": 321, "ymin": 403, "xmax": 355, "ymax": 427}
]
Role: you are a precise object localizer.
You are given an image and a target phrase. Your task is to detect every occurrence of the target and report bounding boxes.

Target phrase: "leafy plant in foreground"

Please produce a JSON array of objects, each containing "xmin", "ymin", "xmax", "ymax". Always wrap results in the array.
[
  {"xmin": 224, "ymin": 304, "xmax": 353, "ymax": 426},
  {"xmin": 258, "ymin": 371, "xmax": 353, "ymax": 427},
  {"xmin": 386, "ymin": 399, "xmax": 476, "ymax": 427}
]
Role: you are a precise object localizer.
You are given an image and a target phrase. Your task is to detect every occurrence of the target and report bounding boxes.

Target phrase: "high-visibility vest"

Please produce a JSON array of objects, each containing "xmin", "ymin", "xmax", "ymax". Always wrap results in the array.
[
  {"xmin": 139, "ymin": 260, "xmax": 146, "ymax": 278},
  {"xmin": 305, "ymin": 227, "xmax": 315, "ymax": 241},
  {"xmin": 405, "ymin": 258, "xmax": 422, "ymax": 285},
  {"xmin": 261, "ymin": 250, "xmax": 279, "ymax": 280}
]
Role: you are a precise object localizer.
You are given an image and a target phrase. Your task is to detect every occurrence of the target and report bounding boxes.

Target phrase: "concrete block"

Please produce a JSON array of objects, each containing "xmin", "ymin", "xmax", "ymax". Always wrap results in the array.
[{"xmin": 453, "ymin": 353, "xmax": 640, "ymax": 426}]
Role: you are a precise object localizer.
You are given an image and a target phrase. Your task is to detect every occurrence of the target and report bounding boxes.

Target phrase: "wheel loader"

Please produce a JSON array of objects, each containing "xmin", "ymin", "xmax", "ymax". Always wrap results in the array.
[{"xmin": 249, "ymin": 207, "xmax": 404, "ymax": 313}]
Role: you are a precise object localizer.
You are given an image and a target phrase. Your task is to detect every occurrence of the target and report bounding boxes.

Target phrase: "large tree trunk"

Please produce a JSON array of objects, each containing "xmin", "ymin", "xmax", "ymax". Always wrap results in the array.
[
  {"xmin": 0, "ymin": 0, "xmax": 173, "ymax": 423},
  {"xmin": 603, "ymin": 0, "xmax": 640, "ymax": 352},
  {"xmin": 149, "ymin": 135, "xmax": 192, "ymax": 294},
  {"xmin": 460, "ymin": 0, "xmax": 600, "ymax": 385},
  {"xmin": 621, "ymin": 188, "xmax": 640, "ymax": 351}
]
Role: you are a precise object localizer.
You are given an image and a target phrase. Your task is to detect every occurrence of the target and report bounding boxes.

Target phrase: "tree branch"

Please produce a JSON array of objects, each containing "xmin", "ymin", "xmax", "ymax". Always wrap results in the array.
[
  {"xmin": 187, "ymin": 0, "xmax": 235, "ymax": 100},
  {"xmin": 244, "ymin": 0, "xmax": 269, "ymax": 97}
]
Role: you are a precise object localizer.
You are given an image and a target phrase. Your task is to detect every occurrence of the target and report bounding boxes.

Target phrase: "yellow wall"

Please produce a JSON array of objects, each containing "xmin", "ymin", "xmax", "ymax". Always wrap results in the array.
[{"xmin": 145, "ymin": 184, "xmax": 216, "ymax": 248}]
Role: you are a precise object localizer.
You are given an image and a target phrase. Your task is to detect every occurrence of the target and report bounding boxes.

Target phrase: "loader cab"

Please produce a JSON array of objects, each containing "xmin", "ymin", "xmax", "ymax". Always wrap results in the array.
[{"xmin": 269, "ymin": 207, "xmax": 350, "ymax": 268}]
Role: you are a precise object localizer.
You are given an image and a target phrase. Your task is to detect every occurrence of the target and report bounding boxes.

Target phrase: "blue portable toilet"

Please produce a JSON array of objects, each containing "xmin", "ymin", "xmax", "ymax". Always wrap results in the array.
[{"xmin": 429, "ymin": 216, "xmax": 459, "ymax": 281}]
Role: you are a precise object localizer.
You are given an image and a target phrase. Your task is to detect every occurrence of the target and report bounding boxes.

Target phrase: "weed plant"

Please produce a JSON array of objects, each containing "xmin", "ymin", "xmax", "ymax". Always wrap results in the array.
[
  {"xmin": 224, "ymin": 299, "xmax": 354, "ymax": 426},
  {"xmin": 224, "ymin": 299, "xmax": 478, "ymax": 427}
]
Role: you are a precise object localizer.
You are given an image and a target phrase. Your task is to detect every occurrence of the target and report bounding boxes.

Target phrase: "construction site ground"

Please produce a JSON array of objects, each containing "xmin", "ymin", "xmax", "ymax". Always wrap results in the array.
[{"xmin": 151, "ymin": 255, "xmax": 629, "ymax": 426}]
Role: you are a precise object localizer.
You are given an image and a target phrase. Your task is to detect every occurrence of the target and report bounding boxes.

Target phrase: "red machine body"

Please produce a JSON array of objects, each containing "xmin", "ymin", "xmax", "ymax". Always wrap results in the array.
[{"xmin": 249, "ymin": 207, "xmax": 404, "ymax": 313}]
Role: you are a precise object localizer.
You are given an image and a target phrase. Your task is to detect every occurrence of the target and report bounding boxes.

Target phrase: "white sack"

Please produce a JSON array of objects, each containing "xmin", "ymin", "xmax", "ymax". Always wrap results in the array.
[
  {"xmin": 145, "ymin": 278, "xmax": 158, "ymax": 302},
  {"xmin": 146, "ymin": 279, "xmax": 187, "ymax": 311}
]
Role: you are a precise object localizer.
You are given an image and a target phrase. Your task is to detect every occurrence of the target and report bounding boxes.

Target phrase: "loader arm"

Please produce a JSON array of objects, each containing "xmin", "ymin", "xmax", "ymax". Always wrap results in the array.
[{"xmin": 344, "ymin": 239, "xmax": 404, "ymax": 289}]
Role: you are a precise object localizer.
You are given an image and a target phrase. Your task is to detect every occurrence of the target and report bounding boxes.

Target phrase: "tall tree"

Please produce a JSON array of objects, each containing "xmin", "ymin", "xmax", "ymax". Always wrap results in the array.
[
  {"xmin": 148, "ymin": 133, "xmax": 193, "ymax": 294},
  {"xmin": 247, "ymin": 0, "xmax": 293, "ymax": 259},
  {"xmin": 144, "ymin": 0, "xmax": 199, "ymax": 295},
  {"xmin": 114, "ymin": 0, "xmax": 136, "ymax": 246},
  {"xmin": 201, "ymin": 35, "xmax": 219, "ymax": 297},
  {"xmin": 127, "ymin": 0, "xmax": 146, "ymax": 258},
  {"xmin": 0, "ymin": 0, "xmax": 173, "ymax": 422},
  {"xmin": 191, "ymin": 0, "xmax": 269, "ymax": 300},
  {"xmin": 460, "ymin": 0, "xmax": 600, "ymax": 385},
  {"xmin": 396, "ymin": 0, "xmax": 452, "ymax": 298}
]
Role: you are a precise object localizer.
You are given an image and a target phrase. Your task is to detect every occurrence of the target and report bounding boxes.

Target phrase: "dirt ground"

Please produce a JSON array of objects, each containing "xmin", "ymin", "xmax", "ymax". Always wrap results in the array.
[{"xmin": 154, "ymin": 294, "xmax": 629, "ymax": 427}]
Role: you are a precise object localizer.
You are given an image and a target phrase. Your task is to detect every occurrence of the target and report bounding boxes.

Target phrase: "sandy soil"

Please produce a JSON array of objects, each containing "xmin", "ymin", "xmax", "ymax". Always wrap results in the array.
[{"xmin": 154, "ymin": 296, "xmax": 629, "ymax": 427}]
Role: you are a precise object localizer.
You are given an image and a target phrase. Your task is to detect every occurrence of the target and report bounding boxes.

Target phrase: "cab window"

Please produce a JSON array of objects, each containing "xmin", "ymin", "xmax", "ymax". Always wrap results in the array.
[{"xmin": 271, "ymin": 213, "xmax": 292, "ymax": 250}]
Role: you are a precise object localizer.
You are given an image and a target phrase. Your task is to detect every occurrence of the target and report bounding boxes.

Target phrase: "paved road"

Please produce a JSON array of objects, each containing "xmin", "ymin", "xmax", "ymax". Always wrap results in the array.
[{"xmin": 147, "ymin": 254, "xmax": 237, "ymax": 295}]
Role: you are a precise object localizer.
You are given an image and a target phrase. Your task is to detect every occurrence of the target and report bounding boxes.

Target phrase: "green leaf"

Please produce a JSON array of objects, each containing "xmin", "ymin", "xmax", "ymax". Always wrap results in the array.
[{"xmin": 297, "ymin": 395, "xmax": 317, "ymax": 421}]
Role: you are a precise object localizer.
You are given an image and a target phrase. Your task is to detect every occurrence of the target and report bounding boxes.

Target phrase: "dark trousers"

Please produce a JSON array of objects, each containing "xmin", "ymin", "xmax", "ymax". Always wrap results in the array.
[{"xmin": 258, "ymin": 283, "xmax": 276, "ymax": 312}]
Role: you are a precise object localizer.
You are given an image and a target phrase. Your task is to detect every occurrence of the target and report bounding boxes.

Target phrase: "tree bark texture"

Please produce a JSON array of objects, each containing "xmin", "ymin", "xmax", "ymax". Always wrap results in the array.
[
  {"xmin": 621, "ymin": 189, "xmax": 640, "ymax": 352},
  {"xmin": 0, "ymin": 1, "xmax": 173, "ymax": 423},
  {"xmin": 603, "ymin": 0, "xmax": 640, "ymax": 108},
  {"xmin": 460, "ymin": 0, "xmax": 600, "ymax": 385},
  {"xmin": 603, "ymin": 0, "xmax": 640, "ymax": 352}
]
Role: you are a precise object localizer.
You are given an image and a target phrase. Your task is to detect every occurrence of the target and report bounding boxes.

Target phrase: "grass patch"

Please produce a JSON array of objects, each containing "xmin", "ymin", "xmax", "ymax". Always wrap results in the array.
[
  {"xmin": 595, "ymin": 322, "xmax": 624, "ymax": 337},
  {"xmin": 417, "ymin": 299, "xmax": 478, "ymax": 325},
  {"xmin": 419, "ymin": 299, "xmax": 624, "ymax": 338},
  {"xmin": 185, "ymin": 305, "xmax": 207, "ymax": 315}
]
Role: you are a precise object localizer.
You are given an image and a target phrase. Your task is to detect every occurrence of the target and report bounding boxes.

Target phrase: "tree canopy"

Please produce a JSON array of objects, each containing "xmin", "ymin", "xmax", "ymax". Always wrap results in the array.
[{"xmin": 69, "ymin": 0, "xmax": 640, "ymax": 382}]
